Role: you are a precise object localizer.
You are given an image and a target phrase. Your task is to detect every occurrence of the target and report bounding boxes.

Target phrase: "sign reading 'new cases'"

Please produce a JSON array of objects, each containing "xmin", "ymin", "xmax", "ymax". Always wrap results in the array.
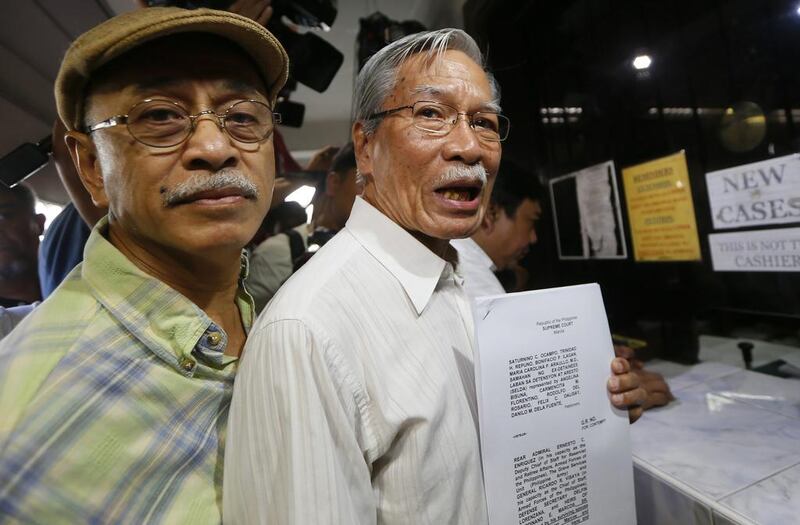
[{"xmin": 706, "ymin": 154, "xmax": 800, "ymax": 230}]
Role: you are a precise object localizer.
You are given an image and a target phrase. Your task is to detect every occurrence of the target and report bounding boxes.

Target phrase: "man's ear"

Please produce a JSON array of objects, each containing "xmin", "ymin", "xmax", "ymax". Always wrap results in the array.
[
  {"xmin": 33, "ymin": 213, "xmax": 46, "ymax": 236},
  {"xmin": 64, "ymin": 131, "xmax": 109, "ymax": 209},
  {"xmin": 482, "ymin": 202, "xmax": 499, "ymax": 232},
  {"xmin": 352, "ymin": 121, "xmax": 373, "ymax": 181}
]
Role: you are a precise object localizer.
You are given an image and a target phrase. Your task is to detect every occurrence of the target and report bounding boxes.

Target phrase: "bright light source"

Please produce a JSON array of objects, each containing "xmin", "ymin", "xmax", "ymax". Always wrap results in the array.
[
  {"xmin": 796, "ymin": 4, "xmax": 800, "ymax": 15},
  {"xmin": 36, "ymin": 200, "xmax": 64, "ymax": 232},
  {"xmin": 285, "ymin": 185, "xmax": 316, "ymax": 208},
  {"xmin": 632, "ymin": 54, "xmax": 652, "ymax": 70}
]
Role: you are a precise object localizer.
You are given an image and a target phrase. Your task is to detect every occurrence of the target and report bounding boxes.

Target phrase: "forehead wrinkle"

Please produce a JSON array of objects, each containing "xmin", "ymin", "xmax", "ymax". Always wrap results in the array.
[
  {"xmin": 408, "ymin": 85, "xmax": 502, "ymax": 113},
  {"xmin": 410, "ymin": 85, "xmax": 443, "ymax": 97}
]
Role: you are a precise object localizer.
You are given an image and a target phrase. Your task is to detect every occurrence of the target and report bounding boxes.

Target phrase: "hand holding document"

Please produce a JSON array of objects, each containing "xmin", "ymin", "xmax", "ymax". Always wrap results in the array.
[{"xmin": 472, "ymin": 283, "xmax": 636, "ymax": 525}]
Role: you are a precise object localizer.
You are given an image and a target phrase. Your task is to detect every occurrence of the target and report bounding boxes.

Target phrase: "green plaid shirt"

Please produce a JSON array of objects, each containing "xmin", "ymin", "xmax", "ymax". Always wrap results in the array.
[{"xmin": 0, "ymin": 219, "xmax": 253, "ymax": 524}]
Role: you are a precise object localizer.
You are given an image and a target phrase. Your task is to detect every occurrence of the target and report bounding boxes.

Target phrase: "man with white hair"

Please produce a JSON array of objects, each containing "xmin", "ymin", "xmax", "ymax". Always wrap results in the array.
[{"xmin": 225, "ymin": 28, "xmax": 645, "ymax": 524}]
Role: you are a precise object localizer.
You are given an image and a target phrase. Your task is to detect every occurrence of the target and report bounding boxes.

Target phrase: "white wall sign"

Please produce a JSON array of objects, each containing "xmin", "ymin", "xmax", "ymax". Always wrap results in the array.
[
  {"xmin": 549, "ymin": 161, "xmax": 628, "ymax": 260},
  {"xmin": 706, "ymin": 154, "xmax": 800, "ymax": 230},
  {"xmin": 708, "ymin": 227, "xmax": 800, "ymax": 272}
]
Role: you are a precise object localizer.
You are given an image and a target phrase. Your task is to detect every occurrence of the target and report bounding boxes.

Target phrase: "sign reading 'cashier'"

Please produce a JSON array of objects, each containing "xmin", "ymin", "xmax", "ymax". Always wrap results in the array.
[{"xmin": 706, "ymin": 154, "xmax": 800, "ymax": 230}]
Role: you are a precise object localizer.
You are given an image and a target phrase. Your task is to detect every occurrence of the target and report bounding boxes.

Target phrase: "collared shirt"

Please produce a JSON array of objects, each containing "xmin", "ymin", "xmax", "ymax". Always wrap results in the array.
[
  {"xmin": 0, "ymin": 218, "xmax": 253, "ymax": 524},
  {"xmin": 451, "ymin": 237, "xmax": 506, "ymax": 298},
  {"xmin": 225, "ymin": 197, "xmax": 488, "ymax": 524}
]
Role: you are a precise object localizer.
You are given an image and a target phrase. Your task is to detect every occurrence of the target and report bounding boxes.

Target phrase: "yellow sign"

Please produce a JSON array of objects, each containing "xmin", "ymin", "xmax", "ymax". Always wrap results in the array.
[{"xmin": 622, "ymin": 151, "xmax": 702, "ymax": 261}]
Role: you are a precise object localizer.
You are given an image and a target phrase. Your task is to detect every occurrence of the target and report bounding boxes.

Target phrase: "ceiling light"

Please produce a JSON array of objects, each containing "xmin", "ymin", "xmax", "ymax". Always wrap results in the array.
[
  {"xmin": 632, "ymin": 54, "xmax": 652, "ymax": 70},
  {"xmin": 285, "ymin": 185, "xmax": 316, "ymax": 208}
]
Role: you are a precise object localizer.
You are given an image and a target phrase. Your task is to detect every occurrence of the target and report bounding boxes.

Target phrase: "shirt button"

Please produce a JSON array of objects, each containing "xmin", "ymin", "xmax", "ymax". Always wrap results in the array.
[
  {"xmin": 206, "ymin": 331, "xmax": 222, "ymax": 347},
  {"xmin": 179, "ymin": 356, "xmax": 196, "ymax": 372}
]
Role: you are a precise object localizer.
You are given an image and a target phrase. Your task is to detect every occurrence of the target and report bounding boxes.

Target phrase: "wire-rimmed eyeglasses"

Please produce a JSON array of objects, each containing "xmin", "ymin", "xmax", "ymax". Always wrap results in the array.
[
  {"xmin": 87, "ymin": 99, "xmax": 282, "ymax": 148},
  {"xmin": 367, "ymin": 100, "xmax": 510, "ymax": 142}
]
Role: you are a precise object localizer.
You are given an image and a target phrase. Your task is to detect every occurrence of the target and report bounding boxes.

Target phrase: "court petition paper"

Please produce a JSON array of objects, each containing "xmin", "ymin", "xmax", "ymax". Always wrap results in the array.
[{"xmin": 472, "ymin": 283, "xmax": 636, "ymax": 525}]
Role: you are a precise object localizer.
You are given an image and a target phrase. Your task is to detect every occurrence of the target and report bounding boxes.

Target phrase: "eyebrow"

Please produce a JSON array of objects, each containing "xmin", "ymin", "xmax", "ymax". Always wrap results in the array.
[{"xmin": 410, "ymin": 85, "xmax": 502, "ymax": 113}]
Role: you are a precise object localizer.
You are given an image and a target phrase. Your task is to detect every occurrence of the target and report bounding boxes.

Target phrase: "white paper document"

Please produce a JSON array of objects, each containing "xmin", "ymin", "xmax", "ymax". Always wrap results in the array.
[{"xmin": 472, "ymin": 283, "xmax": 635, "ymax": 525}]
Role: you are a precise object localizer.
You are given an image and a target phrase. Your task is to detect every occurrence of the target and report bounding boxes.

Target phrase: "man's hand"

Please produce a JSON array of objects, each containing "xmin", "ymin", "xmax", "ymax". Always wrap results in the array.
[
  {"xmin": 607, "ymin": 357, "xmax": 647, "ymax": 423},
  {"xmin": 614, "ymin": 344, "xmax": 674, "ymax": 411},
  {"xmin": 228, "ymin": 0, "xmax": 273, "ymax": 26},
  {"xmin": 634, "ymin": 369, "xmax": 674, "ymax": 410}
]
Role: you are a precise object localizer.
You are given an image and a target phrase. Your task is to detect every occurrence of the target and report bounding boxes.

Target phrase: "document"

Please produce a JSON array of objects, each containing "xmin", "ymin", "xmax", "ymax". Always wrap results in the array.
[{"xmin": 472, "ymin": 283, "xmax": 635, "ymax": 525}]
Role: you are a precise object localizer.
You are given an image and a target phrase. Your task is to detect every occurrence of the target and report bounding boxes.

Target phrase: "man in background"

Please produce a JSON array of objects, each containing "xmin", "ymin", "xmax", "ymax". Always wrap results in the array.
[
  {"xmin": 0, "ymin": 184, "xmax": 45, "ymax": 307},
  {"xmin": 246, "ymin": 142, "xmax": 358, "ymax": 311},
  {"xmin": 453, "ymin": 166, "xmax": 541, "ymax": 298}
]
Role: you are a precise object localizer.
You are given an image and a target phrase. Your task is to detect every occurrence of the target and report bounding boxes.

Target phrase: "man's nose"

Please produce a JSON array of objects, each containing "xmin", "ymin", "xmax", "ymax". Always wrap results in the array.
[
  {"xmin": 182, "ymin": 116, "xmax": 239, "ymax": 171},
  {"xmin": 442, "ymin": 116, "xmax": 484, "ymax": 165}
]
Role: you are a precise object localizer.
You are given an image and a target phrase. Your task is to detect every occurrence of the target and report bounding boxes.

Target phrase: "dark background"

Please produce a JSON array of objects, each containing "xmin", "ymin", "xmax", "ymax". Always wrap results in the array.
[{"xmin": 464, "ymin": 0, "xmax": 800, "ymax": 361}]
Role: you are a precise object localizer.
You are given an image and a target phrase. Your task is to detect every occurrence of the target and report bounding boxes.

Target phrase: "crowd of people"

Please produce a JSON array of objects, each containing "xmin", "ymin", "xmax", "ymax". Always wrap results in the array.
[{"xmin": 0, "ymin": 3, "xmax": 671, "ymax": 523}]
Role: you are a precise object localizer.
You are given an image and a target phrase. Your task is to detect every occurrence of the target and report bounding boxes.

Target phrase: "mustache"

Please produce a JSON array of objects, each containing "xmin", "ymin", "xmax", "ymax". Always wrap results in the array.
[
  {"xmin": 433, "ymin": 163, "xmax": 488, "ymax": 187},
  {"xmin": 162, "ymin": 168, "xmax": 259, "ymax": 207}
]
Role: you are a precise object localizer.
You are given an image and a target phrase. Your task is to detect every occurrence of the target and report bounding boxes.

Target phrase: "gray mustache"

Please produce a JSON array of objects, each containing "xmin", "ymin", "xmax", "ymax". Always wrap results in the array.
[
  {"xmin": 162, "ymin": 169, "xmax": 259, "ymax": 207},
  {"xmin": 434, "ymin": 163, "xmax": 488, "ymax": 187}
]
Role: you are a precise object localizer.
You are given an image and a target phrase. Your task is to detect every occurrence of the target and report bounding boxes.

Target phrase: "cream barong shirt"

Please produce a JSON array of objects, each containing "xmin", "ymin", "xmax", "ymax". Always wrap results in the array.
[{"xmin": 224, "ymin": 197, "xmax": 488, "ymax": 524}]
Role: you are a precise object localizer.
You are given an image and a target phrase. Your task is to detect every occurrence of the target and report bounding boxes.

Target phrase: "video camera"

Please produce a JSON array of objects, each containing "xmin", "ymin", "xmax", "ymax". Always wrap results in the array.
[
  {"xmin": 147, "ymin": 0, "xmax": 344, "ymax": 127},
  {"xmin": 0, "ymin": 136, "xmax": 52, "ymax": 189}
]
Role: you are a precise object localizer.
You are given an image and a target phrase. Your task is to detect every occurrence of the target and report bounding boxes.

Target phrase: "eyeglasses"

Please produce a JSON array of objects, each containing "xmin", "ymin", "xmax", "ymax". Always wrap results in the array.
[
  {"xmin": 367, "ymin": 100, "xmax": 510, "ymax": 142},
  {"xmin": 87, "ymin": 99, "xmax": 281, "ymax": 148}
]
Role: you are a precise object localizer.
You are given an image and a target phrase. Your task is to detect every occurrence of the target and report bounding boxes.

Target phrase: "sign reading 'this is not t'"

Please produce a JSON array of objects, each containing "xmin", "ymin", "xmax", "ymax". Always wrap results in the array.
[{"xmin": 706, "ymin": 154, "xmax": 800, "ymax": 230}]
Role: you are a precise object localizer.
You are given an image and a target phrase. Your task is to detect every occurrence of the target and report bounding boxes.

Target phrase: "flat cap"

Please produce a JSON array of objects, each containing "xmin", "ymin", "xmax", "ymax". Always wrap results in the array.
[{"xmin": 55, "ymin": 7, "xmax": 289, "ymax": 131}]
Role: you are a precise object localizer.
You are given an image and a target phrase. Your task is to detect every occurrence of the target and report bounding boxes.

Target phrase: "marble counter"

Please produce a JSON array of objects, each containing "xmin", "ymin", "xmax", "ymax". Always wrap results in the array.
[{"xmin": 631, "ymin": 342, "xmax": 800, "ymax": 525}]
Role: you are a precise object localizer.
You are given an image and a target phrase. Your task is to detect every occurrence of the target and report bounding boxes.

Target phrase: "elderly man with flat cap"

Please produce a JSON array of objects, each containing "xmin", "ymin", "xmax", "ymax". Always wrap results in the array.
[
  {"xmin": 225, "ymin": 28, "xmax": 646, "ymax": 524},
  {"xmin": 0, "ymin": 7, "xmax": 287, "ymax": 523}
]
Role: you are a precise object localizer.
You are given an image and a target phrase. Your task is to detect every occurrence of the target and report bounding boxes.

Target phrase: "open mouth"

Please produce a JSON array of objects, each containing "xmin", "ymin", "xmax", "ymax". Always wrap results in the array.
[
  {"xmin": 434, "ymin": 176, "xmax": 484, "ymax": 203},
  {"xmin": 435, "ymin": 186, "xmax": 481, "ymax": 202}
]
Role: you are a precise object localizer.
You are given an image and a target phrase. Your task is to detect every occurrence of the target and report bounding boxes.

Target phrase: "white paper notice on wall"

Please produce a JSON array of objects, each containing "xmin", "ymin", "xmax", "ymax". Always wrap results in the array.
[
  {"xmin": 549, "ymin": 161, "xmax": 628, "ymax": 260},
  {"xmin": 472, "ymin": 283, "xmax": 635, "ymax": 525},
  {"xmin": 708, "ymin": 227, "xmax": 800, "ymax": 272},
  {"xmin": 706, "ymin": 154, "xmax": 800, "ymax": 230}
]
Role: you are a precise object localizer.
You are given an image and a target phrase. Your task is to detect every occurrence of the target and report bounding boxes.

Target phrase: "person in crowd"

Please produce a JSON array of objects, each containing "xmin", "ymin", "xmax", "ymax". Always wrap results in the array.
[
  {"xmin": 37, "ymin": 120, "xmax": 99, "ymax": 298},
  {"xmin": 0, "ymin": 184, "xmax": 45, "ymax": 307},
  {"xmin": 452, "ymin": 165, "xmax": 542, "ymax": 298},
  {"xmin": 0, "ymin": 7, "xmax": 287, "ymax": 522},
  {"xmin": 256, "ymin": 200, "xmax": 308, "ymax": 236},
  {"xmin": 452, "ymin": 164, "xmax": 674, "ymax": 410},
  {"xmin": 224, "ymin": 28, "xmax": 646, "ymax": 523},
  {"xmin": 246, "ymin": 142, "xmax": 359, "ymax": 311}
]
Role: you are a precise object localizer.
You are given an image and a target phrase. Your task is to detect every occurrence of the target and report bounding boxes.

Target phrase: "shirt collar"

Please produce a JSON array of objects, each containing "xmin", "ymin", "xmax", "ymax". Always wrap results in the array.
[
  {"xmin": 81, "ymin": 217, "xmax": 254, "ymax": 376},
  {"xmin": 345, "ymin": 197, "xmax": 449, "ymax": 316},
  {"xmin": 451, "ymin": 237, "xmax": 497, "ymax": 272}
]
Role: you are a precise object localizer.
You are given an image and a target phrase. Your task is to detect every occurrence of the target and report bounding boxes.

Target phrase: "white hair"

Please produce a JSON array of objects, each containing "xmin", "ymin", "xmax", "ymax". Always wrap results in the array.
[{"xmin": 352, "ymin": 28, "xmax": 500, "ymax": 135}]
